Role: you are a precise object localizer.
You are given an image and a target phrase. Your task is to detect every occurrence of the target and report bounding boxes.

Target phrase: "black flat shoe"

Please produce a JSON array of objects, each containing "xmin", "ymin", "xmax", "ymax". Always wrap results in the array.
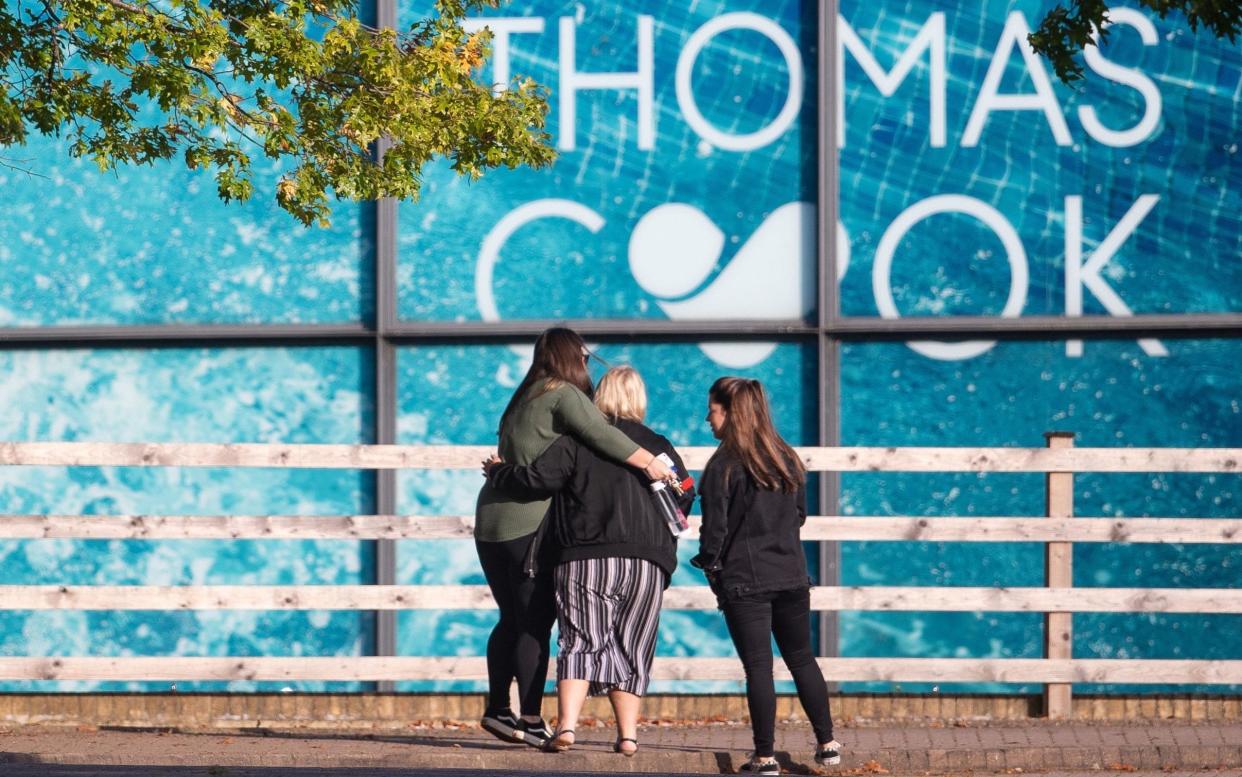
[
  {"xmin": 480, "ymin": 709, "xmax": 522, "ymax": 744},
  {"xmin": 514, "ymin": 718, "xmax": 554, "ymax": 750},
  {"xmin": 815, "ymin": 739, "xmax": 842, "ymax": 765},
  {"xmin": 614, "ymin": 736, "xmax": 638, "ymax": 757},
  {"xmin": 740, "ymin": 755, "xmax": 780, "ymax": 775}
]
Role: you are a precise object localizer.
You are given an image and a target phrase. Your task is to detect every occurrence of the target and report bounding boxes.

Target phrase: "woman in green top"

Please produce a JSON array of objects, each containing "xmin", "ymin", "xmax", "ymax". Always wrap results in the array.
[{"xmin": 476, "ymin": 328, "xmax": 675, "ymax": 748}]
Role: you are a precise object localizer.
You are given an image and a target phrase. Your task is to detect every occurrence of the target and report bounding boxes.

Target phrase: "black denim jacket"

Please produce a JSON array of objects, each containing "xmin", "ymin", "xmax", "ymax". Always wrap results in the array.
[{"xmin": 691, "ymin": 449, "xmax": 810, "ymax": 601}]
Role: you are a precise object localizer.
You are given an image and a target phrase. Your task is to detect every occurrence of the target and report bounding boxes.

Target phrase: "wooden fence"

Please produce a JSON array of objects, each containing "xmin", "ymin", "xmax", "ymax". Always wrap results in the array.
[{"xmin": 1, "ymin": 435, "xmax": 1240, "ymax": 719}]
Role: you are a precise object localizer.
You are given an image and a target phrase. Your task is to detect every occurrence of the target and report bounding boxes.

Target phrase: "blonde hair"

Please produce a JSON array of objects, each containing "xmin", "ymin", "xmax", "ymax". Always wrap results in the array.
[{"xmin": 594, "ymin": 365, "xmax": 647, "ymax": 422}]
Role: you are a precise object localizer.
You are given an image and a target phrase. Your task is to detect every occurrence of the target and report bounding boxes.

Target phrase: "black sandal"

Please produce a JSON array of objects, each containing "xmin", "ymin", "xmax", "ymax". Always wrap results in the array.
[
  {"xmin": 614, "ymin": 736, "xmax": 639, "ymax": 757},
  {"xmin": 548, "ymin": 729, "xmax": 575, "ymax": 752}
]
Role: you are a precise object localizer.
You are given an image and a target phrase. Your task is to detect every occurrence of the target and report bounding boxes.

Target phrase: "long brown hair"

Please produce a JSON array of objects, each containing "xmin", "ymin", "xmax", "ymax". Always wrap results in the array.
[
  {"xmin": 498, "ymin": 327, "xmax": 593, "ymax": 436},
  {"xmin": 707, "ymin": 376, "xmax": 804, "ymax": 492}
]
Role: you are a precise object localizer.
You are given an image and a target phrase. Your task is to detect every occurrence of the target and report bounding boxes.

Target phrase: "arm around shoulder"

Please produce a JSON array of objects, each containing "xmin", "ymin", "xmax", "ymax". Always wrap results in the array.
[
  {"xmin": 554, "ymin": 386, "xmax": 641, "ymax": 463},
  {"xmin": 487, "ymin": 436, "xmax": 578, "ymax": 499}
]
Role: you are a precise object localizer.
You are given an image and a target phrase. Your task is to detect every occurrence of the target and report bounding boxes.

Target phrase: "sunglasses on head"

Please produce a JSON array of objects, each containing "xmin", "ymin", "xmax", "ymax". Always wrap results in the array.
[{"xmin": 579, "ymin": 346, "xmax": 609, "ymax": 368}]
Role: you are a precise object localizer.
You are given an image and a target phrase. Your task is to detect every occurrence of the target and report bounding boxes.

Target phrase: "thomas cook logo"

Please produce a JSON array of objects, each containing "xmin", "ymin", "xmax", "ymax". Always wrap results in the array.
[
  {"xmin": 476, "ymin": 198, "xmax": 820, "ymax": 368},
  {"xmin": 478, "ymin": 194, "xmax": 1170, "ymax": 363}
]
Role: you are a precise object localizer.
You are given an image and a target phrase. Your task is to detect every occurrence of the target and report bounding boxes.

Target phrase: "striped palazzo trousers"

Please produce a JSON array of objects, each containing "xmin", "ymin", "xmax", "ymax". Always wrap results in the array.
[{"xmin": 554, "ymin": 557, "xmax": 665, "ymax": 696}]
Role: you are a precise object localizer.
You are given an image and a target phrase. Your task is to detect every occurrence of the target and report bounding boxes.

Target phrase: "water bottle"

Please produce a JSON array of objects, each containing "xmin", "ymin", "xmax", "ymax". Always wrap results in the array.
[{"xmin": 649, "ymin": 454, "xmax": 691, "ymax": 537}]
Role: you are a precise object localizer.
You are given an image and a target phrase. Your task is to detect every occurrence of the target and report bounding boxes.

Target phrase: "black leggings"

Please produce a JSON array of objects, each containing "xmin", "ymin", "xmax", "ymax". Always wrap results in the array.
[
  {"xmin": 476, "ymin": 533, "xmax": 557, "ymax": 716},
  {"xmin": 722, "ymin": 587, "xmax": 834, "ymax": 756}
]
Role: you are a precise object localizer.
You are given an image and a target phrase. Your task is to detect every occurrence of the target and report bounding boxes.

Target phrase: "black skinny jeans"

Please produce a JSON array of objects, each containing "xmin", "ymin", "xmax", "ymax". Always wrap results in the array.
[
  {"xmin": 722, "ymin": 588, "xmax": 834, "ymax": 756},
  {"xmin": 476, "ymin": 533, "xmax": 557, "ymax": 716}
]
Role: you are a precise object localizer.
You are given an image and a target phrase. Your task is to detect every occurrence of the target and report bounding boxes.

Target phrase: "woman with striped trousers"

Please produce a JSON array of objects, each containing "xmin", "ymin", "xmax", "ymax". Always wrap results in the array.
[
  {"xmin": 485, "ymin": 366, "xmax": 694, "ymax": 757},
  {"xmin": 474, "ymin": 329, "xmax": 676, "ymax": 749}
]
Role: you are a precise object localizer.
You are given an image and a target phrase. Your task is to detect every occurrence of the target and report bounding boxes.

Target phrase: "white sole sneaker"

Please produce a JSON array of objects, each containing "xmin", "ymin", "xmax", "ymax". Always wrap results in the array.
[
  {"xmin": 480, "ymin": 711, "xmax": 523, "ymax": 744},
  {"xmin": 740, "ymin": 757, "xmax": 781, "ymax": 775},
  {"xmin": 815, "ymin": 739, "xmax": 842, "ymax": 765}
]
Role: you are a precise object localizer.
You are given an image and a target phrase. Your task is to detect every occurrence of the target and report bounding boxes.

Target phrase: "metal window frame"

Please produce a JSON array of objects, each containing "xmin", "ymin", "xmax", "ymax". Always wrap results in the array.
[
  {"xmin": 372, "ymin": 0, "xmax": 400, "ymax": 698},
  {"xmin": 0, "ymin": 0, "xmax": 1240, "ymax": 690},
  {"xmin": 818, "ymin": 0, "xmax": 842, "ymax": 667}
]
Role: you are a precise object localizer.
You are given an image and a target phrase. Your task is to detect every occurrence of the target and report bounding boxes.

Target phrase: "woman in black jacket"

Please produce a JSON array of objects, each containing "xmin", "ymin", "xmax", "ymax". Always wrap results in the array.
[
  {"xmin": 691, "ymin": 377, "xmax": 841, "ymax": 775},
  {"xmin": 485, "ymin": 366, "xmax": 693, "ymax": 757}
]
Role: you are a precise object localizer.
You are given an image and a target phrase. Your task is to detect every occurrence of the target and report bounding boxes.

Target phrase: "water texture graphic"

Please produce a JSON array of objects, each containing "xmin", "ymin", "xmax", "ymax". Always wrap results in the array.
[{"xmin": 0, "ymin": 0, "xmax": 1237, "ymax": 692}]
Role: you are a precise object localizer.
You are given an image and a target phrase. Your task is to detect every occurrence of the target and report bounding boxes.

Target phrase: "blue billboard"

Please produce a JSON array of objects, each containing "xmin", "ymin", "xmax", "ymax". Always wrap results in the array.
[{"xmin": 0, "ymin": 0, "xmax": 1238, "ymax": 691}]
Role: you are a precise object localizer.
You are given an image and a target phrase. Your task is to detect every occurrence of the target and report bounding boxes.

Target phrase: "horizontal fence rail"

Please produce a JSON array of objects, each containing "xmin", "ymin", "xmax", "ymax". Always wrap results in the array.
[
  {"xmin": 0, "ymin": 515, "xmax": 1238, "ymax": 543},
  {"xmin": 2, "ymin": 440, "xmax": 1240, "ymax": 717},
  {"xmin": 0, "ymin": 657, "xmax": 1239, "ymax": 685},
  {"xmin": 2, "ymin": 441, "xmax": 1240, "ymax": 472},
  {"xmin": 0, "ymin": 584, "xmax": 1238, "ymax": 613}
]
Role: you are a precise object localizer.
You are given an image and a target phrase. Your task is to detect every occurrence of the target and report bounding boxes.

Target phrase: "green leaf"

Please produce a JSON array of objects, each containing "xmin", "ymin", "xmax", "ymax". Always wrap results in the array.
[{"xmin": 2, "ymin": 0, "xmax": 556, "ymax": 226}]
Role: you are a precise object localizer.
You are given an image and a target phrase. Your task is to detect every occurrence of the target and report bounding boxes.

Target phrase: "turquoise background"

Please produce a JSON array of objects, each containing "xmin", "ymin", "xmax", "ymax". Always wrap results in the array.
[
  {"xmin": 839, "ymin": 0, "xmax": 1242, "ymax": 318},
  {"xmin": 0, "ymin": 140, "xmax": 369, "ymax": 326},
  {"xmin": 0, "ymin": 0, "xmax": 1237, "ymax": 692},
  {"xmin": 839, "ymin": 338, "xmax": 1241, "ymax": 692},
  {"xmin": 0, "ymin": 348, "xmax": 374, "ymax": 691}
]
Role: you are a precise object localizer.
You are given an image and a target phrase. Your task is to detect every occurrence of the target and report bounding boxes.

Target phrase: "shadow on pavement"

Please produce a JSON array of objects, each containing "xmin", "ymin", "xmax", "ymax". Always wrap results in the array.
[
  {"xmin": 93, "ymin": 724, "xmax": 726, "ymax": 755},
  {"xmin": 92, "ymin": 725, "xmax": 525, "ymax": 752}
]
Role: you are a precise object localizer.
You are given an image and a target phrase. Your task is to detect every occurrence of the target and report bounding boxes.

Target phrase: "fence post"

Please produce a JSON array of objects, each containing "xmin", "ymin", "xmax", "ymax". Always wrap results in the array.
[{"xmin": 1043, "ymin": 431, "xmax": 1075, "ymax": 719}]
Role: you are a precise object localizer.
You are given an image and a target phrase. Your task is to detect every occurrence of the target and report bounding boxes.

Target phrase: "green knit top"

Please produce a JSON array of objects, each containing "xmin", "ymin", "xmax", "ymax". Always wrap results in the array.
[{"xmin": 474, "ymin": 379, "xmax": 641, "ymax": 543}]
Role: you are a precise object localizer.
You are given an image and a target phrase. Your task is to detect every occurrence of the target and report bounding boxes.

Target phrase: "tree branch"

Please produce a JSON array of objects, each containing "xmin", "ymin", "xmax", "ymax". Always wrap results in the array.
[{"xmin": 97, "ymin": 0, "xmax": 194, "ymax": 36}]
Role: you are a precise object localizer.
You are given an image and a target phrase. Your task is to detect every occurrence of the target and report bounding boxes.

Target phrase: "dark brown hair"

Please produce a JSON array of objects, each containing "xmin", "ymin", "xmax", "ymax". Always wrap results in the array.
[
  {"xmin": 498, "ymin": 327, "xmax": 593, "ymax": 436},
  {"xmin": 707, "ymin": 376, "xmax": 804, "ymax": 492}
]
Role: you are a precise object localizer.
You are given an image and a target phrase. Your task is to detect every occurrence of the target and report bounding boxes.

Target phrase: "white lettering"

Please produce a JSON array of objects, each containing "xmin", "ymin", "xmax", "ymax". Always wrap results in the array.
[
  {"xmin": 476, "ymin": 199, "xmax": 606, "ymax": 322},
  {"xmin": 963, "ymin": 12, "xmax": 1072, "ymax": 147},
  {"xmin": 1064, "ymin": 194, "xmax": 1167, "ymax": 356},
  {"xmin": 1078, "ymin": 8, "xmax": 1162, "ymax": 147},
  {"xmin": 462, "ymin": 17, "xmax": 545, "ymax": 96},
  {"xmin": 676, "ymin": 13, "xmax": 804, "ymax": 152},
  {"xmin": 838, "ymin": 13, "xmax": 946, "ymax": 148},
  {"xmin": 836, "ymin": 221, "xmax": 851, "ymax": 281},
  {"xmin": 559, "ymin": 15, "xmax": 654, "ymax": 151},
  {"xmin": 873, "ymin": 195, "xmax": 1029, "ymax": 360}
]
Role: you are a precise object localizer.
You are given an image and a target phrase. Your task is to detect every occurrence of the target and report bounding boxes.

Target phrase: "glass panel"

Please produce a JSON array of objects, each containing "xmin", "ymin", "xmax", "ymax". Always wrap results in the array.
[
  {"xmin": 0, "ymin": 347, "xmax": 374, "ymax": 691},
  {"xmin": 0, "ymin": 132, "xmax": 370, "ymax": 326},
  {"xmin": 838, "ymin": 0, "xmax": 1242, "ymax": 317},
  {"xmin": 839, "ymin": 338, "xmax": 1241, "ymax": 693},
  {"xmin": 395, "ymin": 341, "xmax": 817, "ymax": 692},
  {"xmin": 397, "ymin": 1, "xmax": 817, "ymax": 322}
]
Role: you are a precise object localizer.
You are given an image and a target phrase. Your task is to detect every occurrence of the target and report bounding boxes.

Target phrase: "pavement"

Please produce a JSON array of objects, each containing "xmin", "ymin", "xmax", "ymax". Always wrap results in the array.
[
  {"xmin": 2, "ymin": 718, "xmax": 1241, "ymax": 775},
  {"xmin": 0, "ymin": 771, "xmax": 1239, "ymax": 777}
]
